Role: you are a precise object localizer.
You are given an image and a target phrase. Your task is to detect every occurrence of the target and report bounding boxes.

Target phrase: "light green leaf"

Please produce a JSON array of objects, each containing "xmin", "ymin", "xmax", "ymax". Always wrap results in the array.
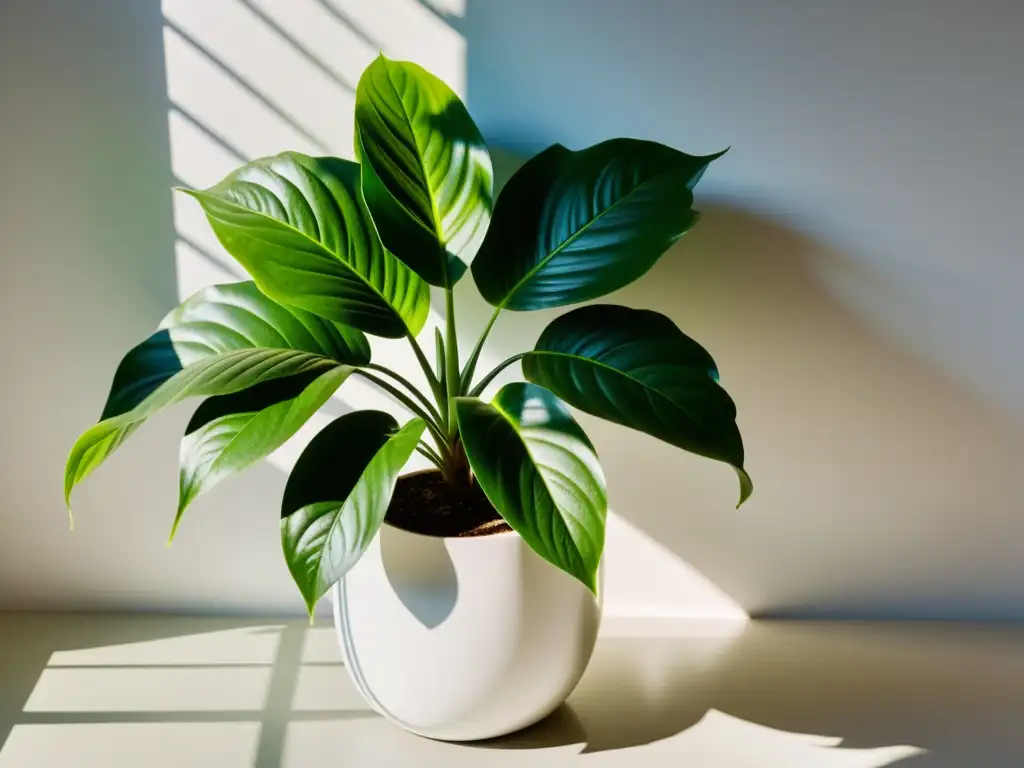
[
  {"xmin": 355, "ymin": 55, "xmax": 493, "ymax": 286},
  {"xmin": 523, "ymin": 304, "xmax": 752, "ymax": 505},
  {"xmin": 281, "ymin": 412, "xmax": 425, "ymax": 614},
  {"xmin": 65, "ymin": 282, "xmax": 368, "ymax": 510},
  {"xmin": 174, "ymin": 367, "xmax": 353, "ymax": 537},
  {"xmin": 181, "ymin": 152, "xmax": 429, "ymax": 337},
  {"xmin": 455, "ymin": 383, "xmax": 607, "ymax": 592},
  {"xmin": 472, "ymin": 140, "xmax": 724, "ymax": 310}
]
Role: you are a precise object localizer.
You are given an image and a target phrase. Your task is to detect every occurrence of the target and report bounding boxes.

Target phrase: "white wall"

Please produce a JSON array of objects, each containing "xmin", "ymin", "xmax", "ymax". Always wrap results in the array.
[{"xmin": 1, "ymin": 0, "xmax": 1022, "ymax": 618}]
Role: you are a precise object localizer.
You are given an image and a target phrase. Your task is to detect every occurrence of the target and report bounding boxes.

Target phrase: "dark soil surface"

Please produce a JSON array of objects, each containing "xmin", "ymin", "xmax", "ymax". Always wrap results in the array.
[{"xmin": 385, "ymin": 470, "xmax": 512, "ymax": 537}]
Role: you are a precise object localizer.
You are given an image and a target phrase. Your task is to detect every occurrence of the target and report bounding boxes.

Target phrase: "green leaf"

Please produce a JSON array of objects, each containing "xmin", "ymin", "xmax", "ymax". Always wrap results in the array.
[
  {"xmin": 355, "ymin": 55, "xmax": 493, "ymax": 287},
  {"xmin": 281, "ymin": 411, "xmax": 425, "ymax": 614},
  {"xmin": 65, "ymin": 282, "xmax": 368, "ymax": 510},
  {"xmin": 180, "ymin": 152, "xmax": 430, "ymax": 338},
  {"xmin": 173, "ymin": 366, "xmax": 353, "ymax": 538},
  {"xmin": 472, "ymin": 140, "xmax": 724, "ymax": 310},
  {"xmin": 455, "ymin": 383, "xmax": 607, "ymax": 592},
  {"xmin": 522, "ymin": 304, "xmax": 752, "ymax": 506}
]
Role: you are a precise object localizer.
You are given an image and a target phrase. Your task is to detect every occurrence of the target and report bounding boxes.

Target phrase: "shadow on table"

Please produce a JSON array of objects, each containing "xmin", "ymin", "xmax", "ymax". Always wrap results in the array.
[
  {"xmin": 476, "ymin": 621, "xmax": 1024, "ymax": 766},
  {"xmin": 0, "ymin": 614, "xmax": 373, "ymax": 768}
]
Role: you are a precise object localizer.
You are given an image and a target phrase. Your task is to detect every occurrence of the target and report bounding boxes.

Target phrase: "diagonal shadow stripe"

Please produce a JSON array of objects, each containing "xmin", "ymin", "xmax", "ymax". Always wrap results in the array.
[
  {"xmin": 163, "ymin": 19, "xmax": 330, "ymax": 153},
  {"xmin": 236, "ymin": 0, "xmax": 355, "ymax": 92},
  {"xmin": 170, "ymin": 102, "xmax": 248, "ymax": 164},
  {"xmin": 308, "ymin": 0, "xmax": 380, "ymax": 49}
]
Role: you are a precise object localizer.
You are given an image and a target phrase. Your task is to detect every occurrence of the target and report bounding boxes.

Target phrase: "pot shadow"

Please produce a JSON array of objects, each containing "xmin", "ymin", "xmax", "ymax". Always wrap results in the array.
[
  {"xmin": 469, "ymin": 621, "xmax": 1024, "ymax": 764},
  {"xmin": 380, "ymin": 524, "xmax": 459, "ymax": 629}
]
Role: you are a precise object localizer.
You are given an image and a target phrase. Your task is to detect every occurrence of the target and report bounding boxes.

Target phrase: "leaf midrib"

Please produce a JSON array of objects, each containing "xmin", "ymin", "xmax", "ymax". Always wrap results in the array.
[
  {"xmin": 526, "ymin": 348, "xmax": 714, "ymax": 428},
  {"xmin": 487, "ymin": 399, "xmax": 596, "ymax": 569},
  {"xmin": 202, "ymin": 367, "xmax": 347, "ymax": 503},
  {"xmin": 191, "ymin": 189, "xmax": 413, "ymax": 333},
  {"xmin": 499, "ymin": 160, "xmax": 687, "ymax": 308},
  {"xmin": 379, "ymin": 60, "xmax": 450, "ymax": 284}
]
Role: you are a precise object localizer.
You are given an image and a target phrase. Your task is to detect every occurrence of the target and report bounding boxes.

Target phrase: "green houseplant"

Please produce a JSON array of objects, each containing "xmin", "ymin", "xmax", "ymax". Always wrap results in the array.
[{"xmin": 65, "ymin": 55, "xmax": 750, "ymax": 627}]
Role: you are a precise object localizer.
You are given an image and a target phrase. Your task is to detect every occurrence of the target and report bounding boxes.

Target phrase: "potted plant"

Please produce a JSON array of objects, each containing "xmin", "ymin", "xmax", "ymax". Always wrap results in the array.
[{"xmin": 65, "ymin": 55, "xmax": 751, "ymax": 741}]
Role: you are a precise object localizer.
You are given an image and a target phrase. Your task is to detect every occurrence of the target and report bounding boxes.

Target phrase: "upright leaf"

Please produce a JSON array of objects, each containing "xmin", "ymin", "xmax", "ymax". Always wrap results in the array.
[
  {"xmin": 180, "ymin": 152, "xmax": 429, "ymax": 338},
  {"xmin": 65, "ymin": 282, "xmax": 368, "ymax": 509},
  {"xmin": 455, "ymin": 383, "xmax": 607, "ymax": 592},
  {"xmin": 523, "ymin": 304, "xmax": 752, "ymax": 505},
  {"xmin": 281, "ymin": 411, "xmax": 425, "ymax": 614},
  {"xmin": 355, "ymin": 55, "xmax": 493, "ymax": 286},
  {"xmin": 174, "ymin": 367, "xmax": 353, "ymax": 536},
  {"xmin": 472, "ymin": 140, "xmax": 724, "ymax": 310}
]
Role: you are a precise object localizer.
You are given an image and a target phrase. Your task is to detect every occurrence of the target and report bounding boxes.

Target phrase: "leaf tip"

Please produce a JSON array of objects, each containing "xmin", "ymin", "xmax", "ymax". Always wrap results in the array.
[
  {"xmin": 735, "ymin": 467, "xmax": 754, "ymax": 509},
  {"xmin": 168, "ymin": 509, "xmax": 186, "ymax": 545},
  {"xmin": 67, "ymin": 510, "xmax": 74, "ymax": 531},
  {"xmin": 305, "ymin": 596, "xmax": 319, "ymax": 624}
]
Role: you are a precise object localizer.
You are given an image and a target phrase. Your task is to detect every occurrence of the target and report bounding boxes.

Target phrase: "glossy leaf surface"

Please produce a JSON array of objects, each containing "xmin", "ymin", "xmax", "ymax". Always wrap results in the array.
[
  {"xmin": 355, "ymin": 55, "xmax": 492, "ymax": 286},
  {"xmin": 522, "ymin": 304, "xmax": 752, "ymax": 505},
  {"xmin": 174, "ymin": 367, "xmax": 353, "ymax": 536},
  {"xmin": 281, "ymin": 411, "xmax": 425, "ymax": 614},
  {"xmin": 472, "ymin": 140, "xmax": 723, "ymax": 310},
  {"xmin": 65, "ymin": 282, "xmax": 368, "ymax": 508},
  {"xmin": 455, "ymin": 383, "xmax": 606, "ymax": 592},
  {"xmin": 181, "ymin": 152, "xmax": 429, "ymax": 337}
]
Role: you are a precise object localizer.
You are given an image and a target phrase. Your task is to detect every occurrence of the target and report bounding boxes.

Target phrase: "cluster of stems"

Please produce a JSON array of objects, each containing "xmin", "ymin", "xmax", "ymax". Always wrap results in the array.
[{"xmin": 351, "ymin": 290, "xmax": 523, "ymax": 487}]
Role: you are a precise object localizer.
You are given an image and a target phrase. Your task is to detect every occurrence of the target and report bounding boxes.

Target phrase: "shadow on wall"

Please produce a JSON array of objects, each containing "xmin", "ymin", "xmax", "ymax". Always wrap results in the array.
[
  {"xmin": 456, "ymin": 198, "xmax": 1024, "ymax": 620},
  {"xmin": 8, "ymin": 0, "xmax": 1022, "ymax": 622}
]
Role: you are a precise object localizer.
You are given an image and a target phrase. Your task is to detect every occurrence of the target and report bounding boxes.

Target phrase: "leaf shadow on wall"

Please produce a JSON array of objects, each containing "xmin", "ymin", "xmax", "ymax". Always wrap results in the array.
[{"xmin": 452, "ymin": 199, "xmax": 1024, "ymax": 620}]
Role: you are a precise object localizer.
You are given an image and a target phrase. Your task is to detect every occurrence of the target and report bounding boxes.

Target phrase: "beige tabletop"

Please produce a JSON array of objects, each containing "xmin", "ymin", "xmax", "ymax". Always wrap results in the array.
[{"xmin": 0, "ymin": 613, "xmax": 1021, "ymax": 766}]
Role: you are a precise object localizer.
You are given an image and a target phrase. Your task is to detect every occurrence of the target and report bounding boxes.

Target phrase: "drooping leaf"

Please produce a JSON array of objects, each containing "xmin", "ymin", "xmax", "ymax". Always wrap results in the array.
[
  {"xmin": 455, "ymin": 383, "xmax": 607, "ymax": 592},
  {"xmin": 355, "ymin": 55, "xmax": 493, "ymax": 287},
  {"xmin": 522, "ymin": 304, "xmax": 752, "ymax": 505},
  {"xmin": 180, "ymin": 152, "xmax": 430, "ymax": 337},
  {"xmin": 173, "ymin": 367, "xmax": 353, "ymax": 537},
  {"xmin": 472, "ymin": 140, "xmax": 725, "ymax": 310},
  {"xmin": 281, "ymin": 411, "xmax": 425, "ymax": 614},
  {"xmin": 65, "ymin": 282, "xmax": 368, "ymax": 509}
]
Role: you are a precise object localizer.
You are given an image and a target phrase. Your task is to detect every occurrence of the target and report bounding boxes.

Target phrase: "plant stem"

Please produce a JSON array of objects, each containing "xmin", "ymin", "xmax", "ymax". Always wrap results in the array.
[
  {"xmin": 405, "ymin": 331, "xmax": 445, "ymax": 414},
  {"xmin": 459, "ymin": 306, "xmax": 501, "ymax": 395},
  {"xmin": 365, "ymin": 363, "xmax": 443, "ymax": 425},
  {"xmin": 353, "ymin": 370, "xmax": 449, "ymax": 450},
  {"xmin": 444, "ymin": 288, "xmax": 461, "ymax": 438},
  {"xmin": 416, "ymin": 443, "xmax": 444, "ymax": 470},
  {"xmin": 467, "ymin": 353, "xmax": 527, "ymax": 398}
]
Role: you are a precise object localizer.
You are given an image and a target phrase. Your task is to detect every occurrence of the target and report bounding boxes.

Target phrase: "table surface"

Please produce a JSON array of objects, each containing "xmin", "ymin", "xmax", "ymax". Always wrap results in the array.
[{"xmin": 0, "ymin": 613, "xmax": 1021, "ymax": 767}]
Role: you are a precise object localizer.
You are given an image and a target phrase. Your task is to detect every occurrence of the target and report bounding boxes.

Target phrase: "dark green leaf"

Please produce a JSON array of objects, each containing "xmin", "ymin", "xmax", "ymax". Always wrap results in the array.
[
  {"xmin": 180, "ymin": 152, "xmax": 429, "ymax": 338},
  {"xmin": 65, "ymin": 282, "xmax": 367, "ymax": 509},
  {"xmin": 281, "ymin": 411, "xmax": 425, "ymax": 614},
  {"xmin": 472, "ymin": 140, "xmax": 724, "ymax": 310},
  {"xmin": 355, "ymin": 55, "xmax": 493, "ymax": 287},
  {"xmin": 173, "ymin": 367, "xmax": 353, "ymax": 537},
  {"xmin": 455, "ymin": 383, "xmax": 607, "ymax": 592},
  {"xmin": 522, "ymin": 304, "xmax": 752, "ymax": 505}
]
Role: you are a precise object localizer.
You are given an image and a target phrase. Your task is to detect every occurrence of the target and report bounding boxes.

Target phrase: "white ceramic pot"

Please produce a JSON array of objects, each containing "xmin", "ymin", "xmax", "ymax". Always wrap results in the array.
[{"xmin": 331, "ymin": 518, "xmax": 602, "ymax": 741}]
